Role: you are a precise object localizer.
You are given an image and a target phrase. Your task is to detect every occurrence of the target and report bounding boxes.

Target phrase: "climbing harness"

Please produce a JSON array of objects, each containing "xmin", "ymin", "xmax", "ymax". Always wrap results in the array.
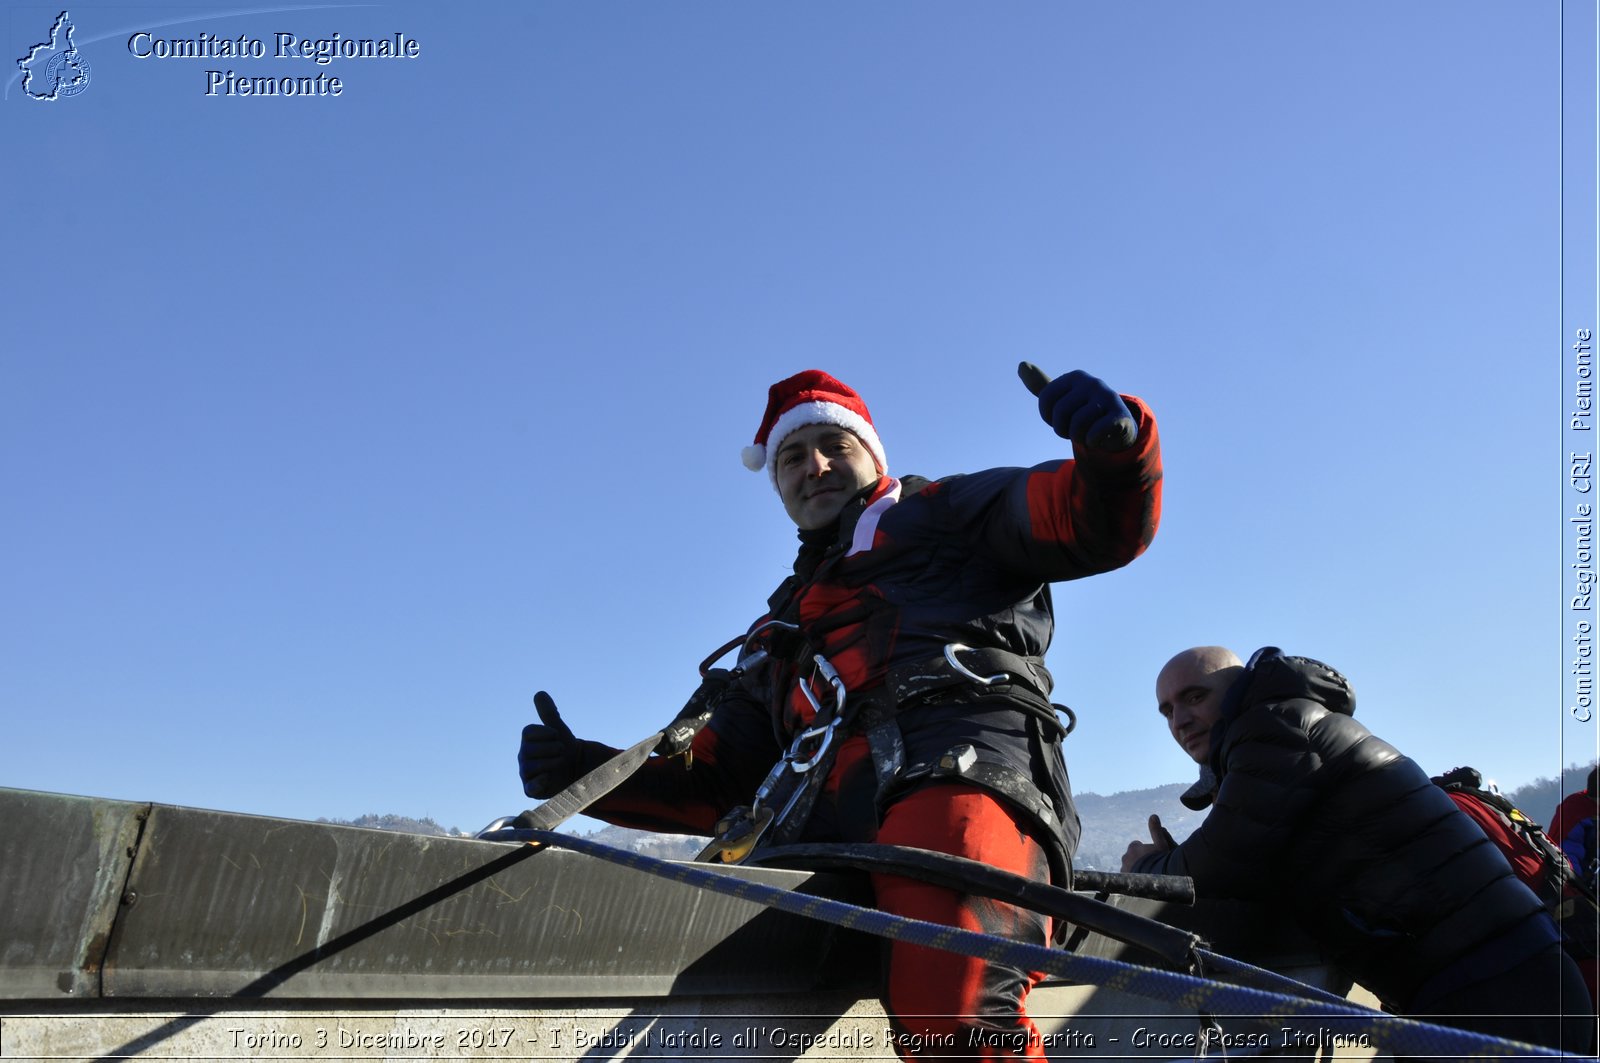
[
  {"xmin": 694, "ymin": 625, "xmax": 1078, "ymax": 866},
  {"xmin": 695, "ymin": 650, "xmax": 849, "ymax": 862},
  {"xmin": 693, "ymin": 616, "xmax": 860, "ymax": 860}
]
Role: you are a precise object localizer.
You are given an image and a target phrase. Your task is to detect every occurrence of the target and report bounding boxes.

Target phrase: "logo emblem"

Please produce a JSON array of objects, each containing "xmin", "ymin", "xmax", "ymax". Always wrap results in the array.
[{"xmin": 18, "ymin": 11, "xmax": 91, "ymax": 101}]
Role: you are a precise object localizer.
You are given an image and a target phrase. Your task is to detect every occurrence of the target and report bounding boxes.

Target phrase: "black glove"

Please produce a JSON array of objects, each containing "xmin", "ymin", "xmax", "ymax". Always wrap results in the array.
[
  {"xmin": 518, "ymin": 691, "xmax": 591, "ymax": 799},
  {"xmin": 1018, "ymin": 362, "xmax": 1137, "ymax": 452}
]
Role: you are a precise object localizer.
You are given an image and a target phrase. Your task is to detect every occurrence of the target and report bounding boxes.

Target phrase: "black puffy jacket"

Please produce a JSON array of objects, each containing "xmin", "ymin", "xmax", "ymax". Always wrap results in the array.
[{"xmin": 1133, "ymin": 649, "xmax": 1554, "ymax": 1008}]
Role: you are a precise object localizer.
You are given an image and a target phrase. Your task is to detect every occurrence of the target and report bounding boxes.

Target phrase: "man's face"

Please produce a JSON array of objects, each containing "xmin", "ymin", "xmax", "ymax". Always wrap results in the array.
[
  {"xmin": 1156, "ymin": 657, "xmax": 1229, "ymax": 764},
  {"xmin": 774, "ymin": 423, "xmax": 882, "ymax": 530}
]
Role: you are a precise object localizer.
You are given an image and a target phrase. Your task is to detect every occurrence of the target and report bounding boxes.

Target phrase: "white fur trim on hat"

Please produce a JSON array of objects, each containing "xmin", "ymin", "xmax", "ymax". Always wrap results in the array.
[{"xmin": 760, "ymin": 400, "xmax": 887, "ymax": 485}]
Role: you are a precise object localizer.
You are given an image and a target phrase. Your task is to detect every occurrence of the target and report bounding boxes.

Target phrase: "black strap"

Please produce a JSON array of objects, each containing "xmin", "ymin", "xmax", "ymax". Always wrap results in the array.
[
  {"xmin": 747, "ymin": 842, "xmax": 1201, "ymax": 969},
  {"xmin": 885, "ymin": 646, "xmax": 1054, "ymax": 709}
]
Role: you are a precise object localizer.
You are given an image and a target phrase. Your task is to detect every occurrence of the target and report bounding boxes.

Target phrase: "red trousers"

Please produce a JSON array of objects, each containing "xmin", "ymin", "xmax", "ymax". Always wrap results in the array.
[{"xmin": 871, "ymin": 782, "xmax": 1055, "ymax": 1061}]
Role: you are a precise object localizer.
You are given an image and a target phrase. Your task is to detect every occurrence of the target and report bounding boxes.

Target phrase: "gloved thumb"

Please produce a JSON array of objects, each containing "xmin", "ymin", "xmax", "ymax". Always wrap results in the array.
[
  {"xmin": 1017, "ymin": 361, "xmax": 1051, "ymax": 396},
  {"xmin": 533, "ymin": 690, "xmax": 574, "ymax": 737}
]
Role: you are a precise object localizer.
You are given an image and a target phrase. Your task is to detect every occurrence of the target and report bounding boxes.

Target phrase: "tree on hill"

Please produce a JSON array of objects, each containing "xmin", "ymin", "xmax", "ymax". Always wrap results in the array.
[
  {"xmin": 319, "ymin": 813, "xmax": 466, "ymax": 837},
  {"xmin": 1498, "ymin": 761, "xmax": 1597, "ymax": 828}
]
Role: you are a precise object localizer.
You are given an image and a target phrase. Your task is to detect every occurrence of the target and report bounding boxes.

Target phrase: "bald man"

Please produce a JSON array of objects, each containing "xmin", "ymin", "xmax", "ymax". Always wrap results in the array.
[{"xmin": 1122, "ymin": 646, "xmax": 1592, "ymax": 1056}]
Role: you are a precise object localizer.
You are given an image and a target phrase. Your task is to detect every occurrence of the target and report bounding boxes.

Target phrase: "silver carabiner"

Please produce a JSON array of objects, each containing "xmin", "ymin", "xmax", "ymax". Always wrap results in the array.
[
  {"xmin": 788, "ymin": 715, "xmax": 842, "ymax": 773},
  {"xmin": 474, "ymin": 815, "xmax": 518, "ymax": 838},
  {"xmin": 943, "ymin": 643, "xmax": 1009, "ymax": 687},
  {"xmin": 788, "ymin": 653, "xmax": 848, "ymax": 773},
  {"xmin": 743, "ymin": 618, "xmax": 800, "ymax": 653},
  {"xmin": 697, "ymin": 619, "xmax": 804, "ymax": 678},
  {"xmin": 812, "ymin": 653, "xmax": 847, "ymax": 713},
  {"xmin": 748, "ymin": 755, "xmax": 792, "ymax": 813},
  {"xmin": 733, "ymin": 619, "xmax": 802, "ymax": 674}
]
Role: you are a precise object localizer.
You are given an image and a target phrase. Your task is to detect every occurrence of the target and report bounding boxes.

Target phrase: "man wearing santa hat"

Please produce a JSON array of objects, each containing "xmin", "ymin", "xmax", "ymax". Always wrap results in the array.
[{"xmin": 519, "ymin": 365, "xmax": 1162, "ymax": 1059}]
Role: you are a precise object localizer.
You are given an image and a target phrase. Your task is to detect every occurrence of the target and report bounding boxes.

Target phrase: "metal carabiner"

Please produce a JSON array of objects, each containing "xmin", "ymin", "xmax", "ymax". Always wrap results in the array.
[
  {"xmin": 748, "ymin": 754, "xmax": 793, "ymax": 813},
  {"xmin": 943, "ymin": 643, "xmax": 1010, "ymax": 687},
  {"xmin": 787, "ymin": 715, "xmax": 843, "ymax": 774},
  {"xmin": 811, "ymin": 653, "xmax": 847, "ymax": 713},
  {"xmin": 797, "ymin": 673, "xmax": 825, "ymax": 715},
  {"xmin": 789, "ymin": 652, "xmax": 848, "ymax": 772},
  {"xmin": 744, "ymin": 618, "xmax": 801, "ymax": 651},
  {"xmin": 696, "ymin": 619, "xmax": 803, "ymax": 678},
  {"xmin": 734, "ymin": 619, "xmax": 802, "ymax": 674},
  {"xmin": 697, "ymin": 633, "xmax": 748, "ymax": 678},
  {"xmin": 474, "ymin": 815, "xmax": 518, "ymax": 838}
]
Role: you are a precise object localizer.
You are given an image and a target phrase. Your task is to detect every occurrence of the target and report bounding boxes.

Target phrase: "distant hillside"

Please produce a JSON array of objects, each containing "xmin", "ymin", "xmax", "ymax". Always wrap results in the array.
[
  {"xmin": 329, "ymin": 760, "xmax": 1599, "ymax": 867},
  {"xmin": 318, "ymin": 813, "xmax": 704, "ymax": 858},
  {"xmin": 1496, "ymin": 761, "xmax": 1596, "ymax": 829},
  {"xmin": 1074, "ymin": 782, "xmax": 1200, "ymax": 870},
  {"xmin": 584, "ymin": 824, "xmax": 704, "ymax": 860},
  {"xmin": 318, "ymin": 813, "xmax": 466, "ymax": 837}
]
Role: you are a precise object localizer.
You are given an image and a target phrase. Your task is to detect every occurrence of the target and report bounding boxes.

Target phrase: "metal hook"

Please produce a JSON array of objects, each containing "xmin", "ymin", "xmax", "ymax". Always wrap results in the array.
[
  {"xmin": 943, "ymin": 643, "xmax": 1009, "ymax": 687},
  {"xmin": 697, "ymin": 619, "xmax": 803, "ymax": 677}
]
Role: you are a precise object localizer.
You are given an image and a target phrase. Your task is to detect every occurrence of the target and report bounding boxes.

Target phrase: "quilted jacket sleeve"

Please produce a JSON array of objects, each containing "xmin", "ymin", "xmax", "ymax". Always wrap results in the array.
[
  {"xmin": 1130, "ymin": 701, "xmax": 1384, "ymax": 896},
  {"xmin": 947, "ymin": 395, "xmax": 1162, "ymax": 583}
]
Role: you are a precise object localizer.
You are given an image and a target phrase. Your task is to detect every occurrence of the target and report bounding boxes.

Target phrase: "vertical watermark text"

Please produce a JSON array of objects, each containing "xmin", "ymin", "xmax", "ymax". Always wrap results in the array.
[{"xmin": 1573, "ymin": 328, "xmax": 1595, "ymax": 722}]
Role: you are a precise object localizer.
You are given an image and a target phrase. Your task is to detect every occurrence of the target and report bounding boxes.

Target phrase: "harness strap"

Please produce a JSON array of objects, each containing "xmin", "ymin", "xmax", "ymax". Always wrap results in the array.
[
  {"xmin": 769, "ymin": 647, "xmax": 1060, "ymax": 846},
  {"xmin": 926, "ymin": 754, "xmax": 1062, "ymax": 835},
  {"xmin": 701, "ymin": 647, "xmax": 1065, "ymax": 859},
  {"xmin": 887, "ymin": 646, "xmax": 1054, "ymax": 709},
  {"xmin": 863, "ymin": 649, "xmax": 1063, "ymax": 809}
]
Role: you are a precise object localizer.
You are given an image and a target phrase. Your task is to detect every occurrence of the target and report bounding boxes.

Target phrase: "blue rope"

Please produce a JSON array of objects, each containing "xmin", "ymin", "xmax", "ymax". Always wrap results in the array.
[{"xmin": 491, "ymin": 828, "xmax": 1583, "ymax": 1060}]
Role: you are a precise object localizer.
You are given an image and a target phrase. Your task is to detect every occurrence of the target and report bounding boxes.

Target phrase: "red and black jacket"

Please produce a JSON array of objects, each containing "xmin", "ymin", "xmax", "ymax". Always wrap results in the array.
[{"xmin": 585, "ymin": 396, "xmax": 1162, "ymax": 875}]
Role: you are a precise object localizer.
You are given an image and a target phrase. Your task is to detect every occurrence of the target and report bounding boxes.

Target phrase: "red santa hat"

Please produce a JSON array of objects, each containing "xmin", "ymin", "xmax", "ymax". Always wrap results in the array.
[{"xmin": 742, "ymin": 369, "xmax": 887, "ymax": 482}]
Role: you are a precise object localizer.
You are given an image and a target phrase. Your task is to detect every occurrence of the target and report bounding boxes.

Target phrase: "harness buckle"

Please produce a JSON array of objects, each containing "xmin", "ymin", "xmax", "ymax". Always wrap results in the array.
[{"xmin": 943, "ymin": 643, "xmax": 1010, "ymax": 687}]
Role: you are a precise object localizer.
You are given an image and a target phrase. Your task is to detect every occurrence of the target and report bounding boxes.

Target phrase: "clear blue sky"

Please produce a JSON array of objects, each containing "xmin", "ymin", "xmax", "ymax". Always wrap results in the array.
[{"xmin": 4, "ymin": 2, "xmax": 1596, "ymax": 836}]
